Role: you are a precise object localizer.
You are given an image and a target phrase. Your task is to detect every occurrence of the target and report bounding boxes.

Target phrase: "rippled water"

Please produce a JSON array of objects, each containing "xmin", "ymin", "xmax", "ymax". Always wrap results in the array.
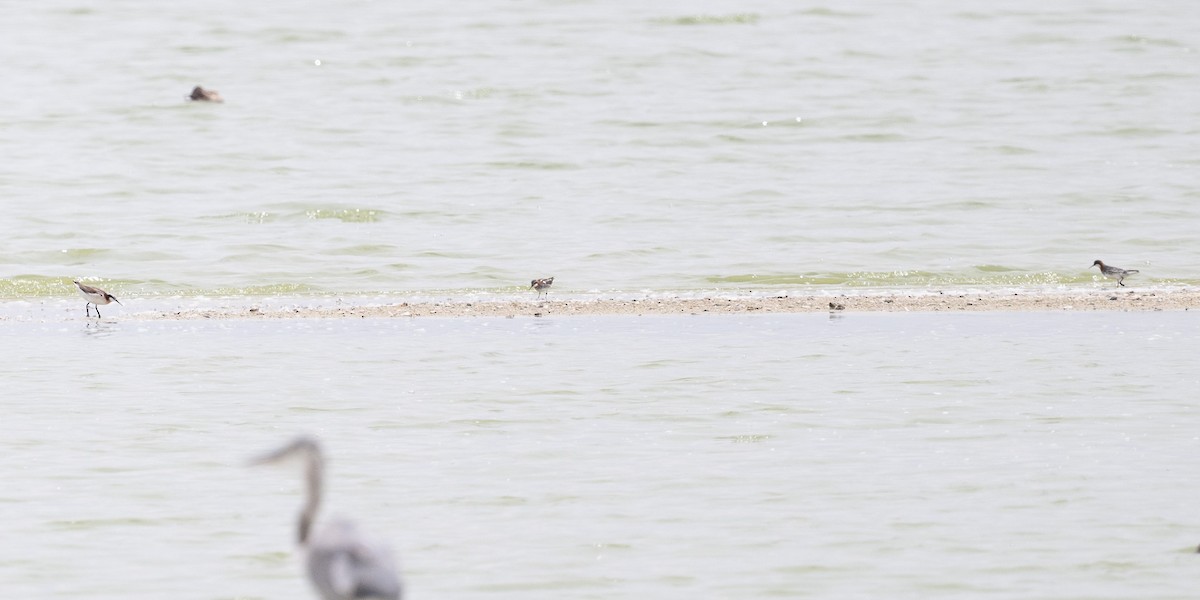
[
  {"xmin": 3, "ymin": 313, "xmax": 1199, "ymax": 598},
  {"xmin": 4, "ymin": 3, "xmax": 1200, "ymax": 599},
  {"xmin": 2, "ymin": 0, "xmax": 1199, "ymax": 301}
]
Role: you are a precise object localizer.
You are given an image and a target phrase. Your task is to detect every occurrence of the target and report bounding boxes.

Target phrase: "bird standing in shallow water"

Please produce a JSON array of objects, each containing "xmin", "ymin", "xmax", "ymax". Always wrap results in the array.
[
  {"xmin": 1091, "ymin": 260, "xmax": 1139, "ymax": 287},
  {"xmin": 250, "ymin": 436, "xmax": 402, "ymax": 600},
  {"xmin": 73, "ymin": 279, "xmax": 122, "ymax": 318},
  {"xmin": 530, "ymin": 277, "xmax": 554, "ymax": 297}
]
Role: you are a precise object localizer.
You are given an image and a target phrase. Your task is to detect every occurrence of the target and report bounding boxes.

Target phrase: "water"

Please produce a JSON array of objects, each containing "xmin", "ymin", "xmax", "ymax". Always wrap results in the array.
[
  {"xmin": 2, "ymin": 1, "xmax": 1199, "ymax": 301},
  {"xmin": 3, "ymin": 312, "xmax": 1199, "ymax": 598},
  {"xmin": 4, "ymin": 3, "xmax": 1200, "ymax": 599}
]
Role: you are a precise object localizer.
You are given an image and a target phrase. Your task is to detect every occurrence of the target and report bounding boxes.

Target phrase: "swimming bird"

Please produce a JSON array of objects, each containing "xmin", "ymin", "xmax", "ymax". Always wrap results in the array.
[
  {"xmin": 1091, "ymin": 260, "xmax": 1139, "ymax": 287},
  {"xmin": 73, "ymin": 279, "xmax": 122, "ymax": 318},
  {"xmin": 250, "ymin": 436, "xmax": 402, "ymax": 600},
  {"xmin": 530, "ymin": 277, "xmax": 554, "ymax": 297},
  {"xmin": 188, "ymin": 86, "xmax": 223, "ymax": 102}
]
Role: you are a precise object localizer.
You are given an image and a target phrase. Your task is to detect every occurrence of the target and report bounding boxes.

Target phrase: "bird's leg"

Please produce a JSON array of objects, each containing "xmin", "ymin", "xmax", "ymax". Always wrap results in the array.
[
  {"xmin": 1118, "ymin": 281, "xmax": 1125, "ymax": 287},
  {"xmin": 96, "ymin": 306, "xmax": 102, "ymax": 318}
]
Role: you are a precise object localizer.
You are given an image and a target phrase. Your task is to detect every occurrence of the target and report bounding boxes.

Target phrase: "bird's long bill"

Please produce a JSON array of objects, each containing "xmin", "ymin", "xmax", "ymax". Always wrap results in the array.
[
  {"xmin": 247, "ymin": 444, "xmax": 294, "ymax": 467},
  {"xmin": 111, "ymin": 297, "xmax": 123, "ymax": 305},
  {"xmin": 246, "ymin": 449, "xmax": 281, "ymax": 467}
]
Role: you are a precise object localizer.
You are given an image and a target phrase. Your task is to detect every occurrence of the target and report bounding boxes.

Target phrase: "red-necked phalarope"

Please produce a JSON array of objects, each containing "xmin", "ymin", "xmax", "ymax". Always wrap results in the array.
[
  {"xmin": 73, "ymin": 279, "xmax": 123, "ymax": 318},
  {"xmin": 1091, "ymin": 260, "xmax": 1139, "ymax": 287},
  {"xmin": 530, "ymin": 277, "xmax": 554, "ymax": 297}
]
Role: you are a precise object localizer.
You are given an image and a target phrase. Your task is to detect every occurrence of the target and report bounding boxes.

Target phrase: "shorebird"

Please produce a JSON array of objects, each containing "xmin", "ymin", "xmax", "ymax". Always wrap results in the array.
[
  {"xmin": 530, "ymin": 277, "xmax": 554, "ymax": 297},
  {"xmin": 250, "ymin": 436, "xmax": 402, "ymax": 600},
  {"xmin": 188, "ymin": 86, "xmax": 223, "ymax": 102},
  {"xmin": 73, "ymin": 279, "xmax": 122, "ymax": 318},
  {"xmin": 1091, "ymin": 260, "xmax": 1139, "ymax": 287}
]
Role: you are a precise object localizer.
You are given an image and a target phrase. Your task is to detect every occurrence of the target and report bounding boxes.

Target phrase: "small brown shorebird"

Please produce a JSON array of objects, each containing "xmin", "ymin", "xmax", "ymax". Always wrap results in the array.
[
  {"xmin": 188, "ymin": 86, "xmax": 223, "ymax": 102},
  {"xmin": 73, "ymin": 279, "xmax": 122, "ymax": 318},
  {"xmin": 530, "ymin": 277, "xmax": 554, "ymax": 297},
  {"xmin": 1091, "ymin": 260, "xmax": 1139, "ymax": 287}
]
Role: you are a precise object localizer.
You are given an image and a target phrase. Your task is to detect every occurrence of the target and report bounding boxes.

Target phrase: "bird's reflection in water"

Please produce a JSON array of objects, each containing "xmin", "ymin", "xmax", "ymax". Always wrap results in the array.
[{"xmin": 81, "ymin": 320, "xmax": 121, "ymax": 338}]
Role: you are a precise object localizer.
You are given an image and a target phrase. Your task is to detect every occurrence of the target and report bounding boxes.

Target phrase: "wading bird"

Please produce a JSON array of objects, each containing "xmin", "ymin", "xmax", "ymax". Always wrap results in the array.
[
  {"xmin": 250, "ymin": 436, "xmax": 402, "ymax": 600},
  {"xmin": 73, "ymin": 279, "xmax": 122, "ymax": 318},
  {"xmin": 530, "ymin": 276, "xmax": 554, "ymax": 297},
  {"xmin": 1091, "ymin": 260, "xmax": 1139, "ymax": 287}
]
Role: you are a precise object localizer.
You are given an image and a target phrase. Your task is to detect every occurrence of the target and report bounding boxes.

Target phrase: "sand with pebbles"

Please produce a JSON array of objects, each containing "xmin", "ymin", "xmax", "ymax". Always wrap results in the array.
[{"xmin": 128, "ymin": 288, "xmax": 1200, "ymax": 320}]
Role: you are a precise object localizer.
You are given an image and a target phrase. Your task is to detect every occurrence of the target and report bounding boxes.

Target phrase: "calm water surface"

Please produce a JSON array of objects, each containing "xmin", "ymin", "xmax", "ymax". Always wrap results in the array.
[
  {"xmin": 2, "ymin": 312, "xmax": 1199, "ymax": 598},
  {"xmin": 2, "ymin": 0, "xmax": 1199, "ymax": 300},
  {"xmin": 4, "ymin": 2, "xmax": 1199, "ymax": 598}
]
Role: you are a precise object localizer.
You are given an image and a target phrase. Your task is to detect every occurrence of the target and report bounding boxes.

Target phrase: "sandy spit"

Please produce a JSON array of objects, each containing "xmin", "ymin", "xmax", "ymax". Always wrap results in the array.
[{"xmin": 133, "ymin": 289, "xmax": 1200, "ymax": 320}]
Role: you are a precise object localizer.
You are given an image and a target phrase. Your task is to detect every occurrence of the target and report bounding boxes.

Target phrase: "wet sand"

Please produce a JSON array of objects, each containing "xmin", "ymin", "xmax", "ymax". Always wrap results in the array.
[{"xmin": 134, "ymin": 288, "xmax": 1200, "ymax": 320}]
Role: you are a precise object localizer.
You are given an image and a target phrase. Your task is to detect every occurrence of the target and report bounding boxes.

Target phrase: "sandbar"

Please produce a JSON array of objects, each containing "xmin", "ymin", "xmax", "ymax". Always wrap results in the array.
[{"xmin": 133, "ymin": 288, "xmax": 1200, "ymax": 320}]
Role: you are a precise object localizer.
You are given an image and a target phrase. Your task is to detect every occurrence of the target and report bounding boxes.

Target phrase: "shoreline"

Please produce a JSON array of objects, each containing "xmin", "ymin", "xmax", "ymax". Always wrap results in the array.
[{"xmin": 121, "ymin": 288, "xmax": 1199, "ymax": 320}]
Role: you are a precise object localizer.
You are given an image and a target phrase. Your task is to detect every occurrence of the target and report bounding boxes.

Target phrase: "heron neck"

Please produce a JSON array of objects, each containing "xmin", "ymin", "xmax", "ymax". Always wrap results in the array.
[{"xmin": 298, "ymin": 452, "xmax": 323, "ymax": 545}]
